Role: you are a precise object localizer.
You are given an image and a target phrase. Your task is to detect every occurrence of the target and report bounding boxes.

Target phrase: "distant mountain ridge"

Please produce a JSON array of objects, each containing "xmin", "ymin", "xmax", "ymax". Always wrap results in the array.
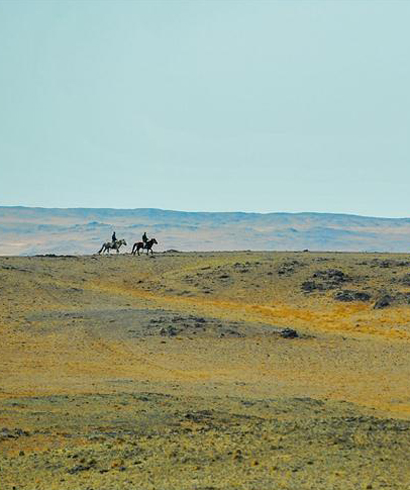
[{"xmin": 1, "ymin": 206, "xmax": 410, "ymax": 255}]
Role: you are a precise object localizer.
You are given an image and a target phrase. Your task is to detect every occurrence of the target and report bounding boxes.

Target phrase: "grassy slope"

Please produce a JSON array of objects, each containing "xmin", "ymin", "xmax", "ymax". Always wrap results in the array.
[{"xmin": 1, "ymin": 252, "xmax": 410, "ymax": 489}]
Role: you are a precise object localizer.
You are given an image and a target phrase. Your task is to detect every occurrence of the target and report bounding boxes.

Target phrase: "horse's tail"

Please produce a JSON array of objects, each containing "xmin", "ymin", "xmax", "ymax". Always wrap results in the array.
[
  {"xmin": 131, "ymin": 243, "xmax": 136, "ymax": 255},
  {"xmin": 98, "ymin": 243, "xmax": 105, "ymax": 254}
]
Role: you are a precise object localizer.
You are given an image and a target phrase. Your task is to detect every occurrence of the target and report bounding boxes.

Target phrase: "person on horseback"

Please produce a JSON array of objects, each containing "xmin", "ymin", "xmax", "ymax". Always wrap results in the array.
[
  {"xmin": 112, "ymin": 231, "xmax": 117, "ymax": 244},
  {"xmin": 142, "ymin": 232, "xmax": 148, "ymax": 247}
]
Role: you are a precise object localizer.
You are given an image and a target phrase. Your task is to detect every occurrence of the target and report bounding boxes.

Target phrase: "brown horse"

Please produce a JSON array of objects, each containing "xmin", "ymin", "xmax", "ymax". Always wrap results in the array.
[{"xmin": 131, "ymin": 238, "xmax": 158, "ymax": 256}]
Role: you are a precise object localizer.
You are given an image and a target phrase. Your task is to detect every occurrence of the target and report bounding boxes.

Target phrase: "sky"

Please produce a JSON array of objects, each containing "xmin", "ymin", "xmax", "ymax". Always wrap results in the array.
[{"xmin": 0, "ymin": 0, "xmax": 409, "ymax": 217}]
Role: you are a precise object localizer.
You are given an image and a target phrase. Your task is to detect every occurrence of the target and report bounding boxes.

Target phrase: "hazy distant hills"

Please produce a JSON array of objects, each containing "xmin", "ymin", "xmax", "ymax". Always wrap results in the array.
[{"xmin": 1, "ymin": 206, "xmax": 410, "ymax": 255}]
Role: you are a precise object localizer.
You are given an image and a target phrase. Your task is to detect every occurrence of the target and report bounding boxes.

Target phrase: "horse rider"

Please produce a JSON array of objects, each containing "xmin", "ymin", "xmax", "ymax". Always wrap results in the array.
[
  {"xmin": 112, "ymin": 231, "xmax": 117, "ymax": 244},
  {"xmin": 142, "ymin": 232, "xmax": 148, "ymax": 247}
]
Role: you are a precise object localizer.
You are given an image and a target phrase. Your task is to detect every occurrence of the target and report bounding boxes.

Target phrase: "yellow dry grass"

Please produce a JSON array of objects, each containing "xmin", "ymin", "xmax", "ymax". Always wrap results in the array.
[
  {"xmin": 1, "ymin": 252, "xmax": 410, "ymax": 489},
  {"xmin": 0, "ymin": 251, "xmax": 409, "ymax": 416}
]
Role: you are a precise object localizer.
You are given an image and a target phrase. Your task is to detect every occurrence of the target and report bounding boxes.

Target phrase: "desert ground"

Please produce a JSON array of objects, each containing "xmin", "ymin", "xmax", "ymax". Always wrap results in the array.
[{"xmin": 1, "ymin": 251, "xmax": 410, "ymax": 489}]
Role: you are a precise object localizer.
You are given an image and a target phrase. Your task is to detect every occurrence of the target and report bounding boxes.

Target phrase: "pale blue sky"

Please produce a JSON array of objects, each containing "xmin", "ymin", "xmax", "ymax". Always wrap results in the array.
[{"xmin": 0, "ymin": 0, "xmax": 409, "ymax": 216}]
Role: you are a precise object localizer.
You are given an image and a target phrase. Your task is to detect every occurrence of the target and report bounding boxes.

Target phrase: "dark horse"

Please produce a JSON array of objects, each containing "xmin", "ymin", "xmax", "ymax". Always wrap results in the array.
[{"xmin": 131, "ymin": 238, "xmax": 158, "ymax": 256}]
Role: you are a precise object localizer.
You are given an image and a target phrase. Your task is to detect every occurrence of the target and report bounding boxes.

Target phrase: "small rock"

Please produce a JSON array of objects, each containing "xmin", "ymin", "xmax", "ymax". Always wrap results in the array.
[
  {"xmin": 373, "ymin": 295, "xmax": 392, "ymax": 309},
  {"xmin": 334, "ymin": 290, "xmax": 371, "ymax": 302},
  {"xmin": 280, "ymin": 328, "xmax": 298, "ymax": 339},
  {"xmin": 68, "ymin": 464, "xmax": 91, "ymax": 474},
  {"xmin": 301, "ymin": 281, "xmax": 319, "ymax": 292},
  {"xmin": 159, "ymin": 326, "xmax": 178, "ymax": 337}
]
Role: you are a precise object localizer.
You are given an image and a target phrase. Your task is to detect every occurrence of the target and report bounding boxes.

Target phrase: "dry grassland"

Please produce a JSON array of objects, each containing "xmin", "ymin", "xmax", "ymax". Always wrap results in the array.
[{"xmin": 1, "ymin": 251, "xmax": 409, "ymax": 489}]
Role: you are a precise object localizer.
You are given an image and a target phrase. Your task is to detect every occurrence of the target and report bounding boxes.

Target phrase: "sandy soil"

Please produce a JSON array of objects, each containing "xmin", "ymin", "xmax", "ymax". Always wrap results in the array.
[{"xmin": 1, "ymin": 251, "xmax": 410, "ymax": 489}]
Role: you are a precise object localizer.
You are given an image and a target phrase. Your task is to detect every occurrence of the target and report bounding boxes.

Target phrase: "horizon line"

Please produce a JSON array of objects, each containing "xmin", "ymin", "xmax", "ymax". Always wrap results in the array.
[{"xmin": 1, "ymin": 204, "xmax": 410, "ymax": 221}]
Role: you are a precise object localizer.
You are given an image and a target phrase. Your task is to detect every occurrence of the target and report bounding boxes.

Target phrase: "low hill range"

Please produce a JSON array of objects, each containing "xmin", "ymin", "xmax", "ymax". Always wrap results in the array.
[{"xmin": 1, "ymin": 206, "xmax": 410, "ymax": 255}]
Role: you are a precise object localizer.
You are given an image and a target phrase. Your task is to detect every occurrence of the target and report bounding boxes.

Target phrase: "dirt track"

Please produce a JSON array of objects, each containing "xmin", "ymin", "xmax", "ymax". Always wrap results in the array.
[{"xmin": 1, "ymin": 252, "xmax": 410, "ymax": 489}]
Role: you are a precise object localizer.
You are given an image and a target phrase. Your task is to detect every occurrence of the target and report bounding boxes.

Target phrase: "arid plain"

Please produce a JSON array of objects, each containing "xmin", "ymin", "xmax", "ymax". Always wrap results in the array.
[{"xmin": 1, "ymin": 251, "xmax": 410, "ymax": 489}]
